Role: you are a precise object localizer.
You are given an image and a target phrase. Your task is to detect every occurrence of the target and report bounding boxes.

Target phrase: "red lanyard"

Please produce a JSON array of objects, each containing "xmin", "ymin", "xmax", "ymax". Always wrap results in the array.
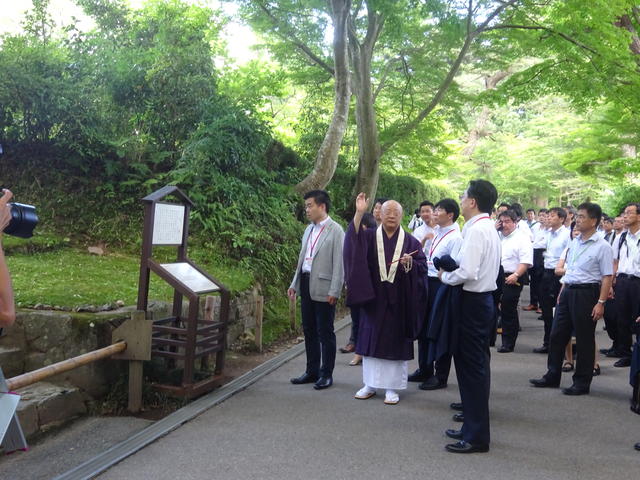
[
  {"xmin": 429, "ymin": 228, "xmax": 454, "ymax": 258},
  {"xmin": 307, "ymin": 224, "xmax": 326, "ymax": 257},
  {"xmin": 471, "ymin": 215, "xmax": 491, "ymax": 226}
]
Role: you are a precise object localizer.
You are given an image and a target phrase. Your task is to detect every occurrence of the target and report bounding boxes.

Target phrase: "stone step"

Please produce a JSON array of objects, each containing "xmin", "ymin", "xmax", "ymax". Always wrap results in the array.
[
  {"xmin": 0, "ymin": 345, "xmax": 24, "ymax": 377},
  {"xmin": 14, "ymin": 382, "xmax": 87, "ymax": 438}
]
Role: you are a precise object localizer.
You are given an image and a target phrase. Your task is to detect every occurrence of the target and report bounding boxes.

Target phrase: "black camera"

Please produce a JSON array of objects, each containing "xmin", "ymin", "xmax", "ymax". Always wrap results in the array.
[{"xmin": 4, "ymin": 203, "xmax": 38, "ymax": 238}]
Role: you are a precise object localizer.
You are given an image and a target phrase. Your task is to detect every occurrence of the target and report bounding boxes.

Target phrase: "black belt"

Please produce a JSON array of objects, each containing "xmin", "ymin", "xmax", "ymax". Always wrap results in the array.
[
  {"xmin": 301, "ymin": 272, "xmax": 310, "ymax": 277},
  {"xmin": 566, "ymin": 283, "xmax": 600, "ymax": 290},
  {"xmin": 544, "ymin": 268, "xmax": 555, "ymax": 273},
  {"xmin": 617, "ymin": 273, "xmax": 640, "ymax": 281},
  {"xmin": 504, "ymin": 272, "xmax": 515, "ymax": 276}
]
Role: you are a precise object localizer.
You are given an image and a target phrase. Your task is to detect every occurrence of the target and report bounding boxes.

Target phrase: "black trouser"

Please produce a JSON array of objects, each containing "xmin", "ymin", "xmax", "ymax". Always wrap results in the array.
[
  {"xmin": 417, "ymin": 277, "xmax": 452, "ymax": 382},
  {"xmin": 614, "ymin": 274, "xmax": 640, "ymax": 357},
  {"xmin": 540, "ymin": 269, "xmax": 562, "ymax": 348},
  {"xmin": 348, "ymin": 306, "xmax": 361, "ymax": 346},
  {"xmin": 500, "ymin": 275, "xmax": 523, "ymax": 349},
  {"xmin": 300, "ymin": 272, "xmax": 336, "ymax": 378},
  {"xmin": 603, "ymin": 296, "xmax": 617, "ymax": 350},
  {"xmin": 454, "ymin": 291, "xmax": 494, "ymax": 446},
  {"xmin": 528, "ymin": 248, "xmax": 545, "ymax": 306},
  {"xmin": 545, "ymin": 284, "xmax": 599, "ymax": 388}
]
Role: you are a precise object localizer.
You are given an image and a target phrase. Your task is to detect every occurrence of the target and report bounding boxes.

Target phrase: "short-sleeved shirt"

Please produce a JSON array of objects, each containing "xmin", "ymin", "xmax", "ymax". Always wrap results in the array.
[
  {"xmin": 562, "ymin": 233, "xmax": 613, "ymax": 285},
  {"xmin": 531, "ymin": 223, "xmax": 548, "ymax": 249},
  {"xmin": 427, "ymin": 224, "xmax": 463, "ymax": 277},
  {"xmin": 543, "ymin": 226, "xmax": 571, "ymax": 269},
  {"xmin": 500, "ymin": 229, "xmax": 533, "ymax": 273},
  {"xmin": 413, "ymin": 223, "xmax": 436, "ymax": 255},
  {"xmin": 614, "ymin": 228, "xmax": 640, "ymax": 276}
]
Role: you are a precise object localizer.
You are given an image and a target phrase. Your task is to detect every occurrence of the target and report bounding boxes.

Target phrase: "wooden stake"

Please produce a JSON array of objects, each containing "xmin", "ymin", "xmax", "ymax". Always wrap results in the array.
[
  {"xmin": 255, "ymin": 296, "xmax": 264, "ymax": 353},
  {"xmin": 128, "ymin": 360, "xmax": 143, "ymax": 413},
  {"xmin": 289, "ymin": 296, "xmax": 296, "ymax": 331}
]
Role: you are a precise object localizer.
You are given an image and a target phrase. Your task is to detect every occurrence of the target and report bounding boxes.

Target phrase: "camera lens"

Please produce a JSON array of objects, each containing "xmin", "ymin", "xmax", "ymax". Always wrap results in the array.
[{"xmin": 4, "ymin": 203, "xmax": 38, "ymax": 238}]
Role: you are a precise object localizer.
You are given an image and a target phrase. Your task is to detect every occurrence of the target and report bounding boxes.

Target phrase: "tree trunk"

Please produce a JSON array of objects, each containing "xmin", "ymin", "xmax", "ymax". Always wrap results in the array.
[
  {"xmin": 295, "ymin": 0, "xmax": 351, "ymax": 194},
  {"xmin": 348, "ymin": 6, "xmax": 383, "ymax": 207}
]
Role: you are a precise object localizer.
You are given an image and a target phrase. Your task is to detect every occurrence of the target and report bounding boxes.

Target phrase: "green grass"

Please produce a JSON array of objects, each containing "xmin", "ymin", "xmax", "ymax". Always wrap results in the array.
[{"xmin": 6, "ymin": 246, "xmax": 254, "ymax": 308}]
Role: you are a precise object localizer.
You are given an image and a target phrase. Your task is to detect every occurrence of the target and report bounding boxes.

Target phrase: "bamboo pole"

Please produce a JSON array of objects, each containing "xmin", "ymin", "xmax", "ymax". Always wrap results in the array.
[{"xmin": 6, "ymin": 342, "xmax": 127, "ymax": 391}]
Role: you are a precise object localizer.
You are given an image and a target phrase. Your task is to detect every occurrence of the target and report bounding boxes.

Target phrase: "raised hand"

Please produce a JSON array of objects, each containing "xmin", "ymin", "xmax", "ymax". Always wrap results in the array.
[{"xmin": 355, "ymin": 192, "xmax": 369, "ymax": 214}]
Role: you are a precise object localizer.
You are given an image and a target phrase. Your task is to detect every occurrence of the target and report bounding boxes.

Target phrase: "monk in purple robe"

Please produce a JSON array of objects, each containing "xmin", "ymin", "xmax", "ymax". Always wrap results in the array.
[{"xmin": 344, "ymin": 194, "xmax": 428, "ymax": 405}]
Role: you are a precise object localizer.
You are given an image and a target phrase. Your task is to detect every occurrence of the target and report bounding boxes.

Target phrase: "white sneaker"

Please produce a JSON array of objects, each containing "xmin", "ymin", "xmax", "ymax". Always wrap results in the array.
[
  {"xmin": 354, "ymin": 386, "xmax": 376, "ymax": 400},
  {"xmin": 384, "ymin": 390, "xmax": 399, "ymax": 405}
]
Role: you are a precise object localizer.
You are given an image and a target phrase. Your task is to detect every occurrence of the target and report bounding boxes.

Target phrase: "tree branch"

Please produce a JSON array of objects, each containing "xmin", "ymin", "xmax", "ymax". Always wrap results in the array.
[
  {"xmin": 255, "ymin": 1, "xmax": 335, "ymax": 76},
  {"xmin": 482, "ymin": 24, "xmax": 599, "ymax": 55}
]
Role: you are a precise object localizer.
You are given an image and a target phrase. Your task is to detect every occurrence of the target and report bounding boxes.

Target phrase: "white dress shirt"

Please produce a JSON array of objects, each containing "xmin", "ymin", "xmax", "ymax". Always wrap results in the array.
[
  {"xmin": 517, "ymin": 219, "xmax": 534, "ymax": 242},
  {"xmin": 302, "ymin": 216, "xmax": 331, "ymax": 273},
  {"xmin": 441, "ymin": 213, "xmax": 501, "ymax": 292},
  {"xmin": 500, "ymin": 229, "xmax": 533, "ymax": 273},
  {"xmin": 412, "ymin": 223, "xmax": 436, "ymax": 254},
  {"xmin": 531, "ymin": 223, "xmax": 548, "ymax": 249},
  {"xmin": 543, "ymin": 225, "xmax": 570, "ymax": 269},
  {"xmin": 427, "ymin": 224, "xmax": 463, "ymax": 277},
  {"xmin": 614, "ymin": 228, "xmax": 640, "ymax": 276}
]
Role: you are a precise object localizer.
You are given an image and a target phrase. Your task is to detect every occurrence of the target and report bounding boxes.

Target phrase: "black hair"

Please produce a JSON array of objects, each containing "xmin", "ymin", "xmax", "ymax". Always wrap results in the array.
[
  {"xmin": 564, "ymin": 205, "xmax": 577, "ymax": 215},
  {"xmin": 303, "ymin": 190, "xmax": 331, "ymax": 214},
  {"xmin": 435, "ymin": 198, "xmax": 460, "ymax": 222},
  {"xmin": 625, "ymin": 203, "xmax": 640, "ymax": 215},
  {"xmin": 602, "ymin": 216, "xmax": 613, "ymax": 225},
  {"xmin": 539, "ymin": 208, "xmax": 549, "ymax": 214},
  {"xmin": 361, "ymin": 212, "xmax": 377, "ymax": 229},
  {"xmin": 419, "ymin": 200, "xmax": 435, "ymax": 210},
  {"xmin": 548, "ymin": 207, "xmax": 567, "ymax": 220},
  {"xmin": 467, "ymin": 180, "xmax": 498, "ymax": 214},
  {"xmin": 374, "ymin": 198, "xmax": 389, "ymax": 206},
  {"xmin": 577, "ymin": 202, "xmax": 602, "ymax": 227},
  {"xmin": 510, "ymin": 202, "xmax": 524, "ymax": 219},
  {"xmin": 498, "ymin": 209, "xmax": 518, "ymax": 223},
  {"xmin": 526, "ymin": 208, "xmax": 536, "ymax": 214},
  {"xmin": 498, "ymin": 202, "xmax": 511, "ymax": 210}
]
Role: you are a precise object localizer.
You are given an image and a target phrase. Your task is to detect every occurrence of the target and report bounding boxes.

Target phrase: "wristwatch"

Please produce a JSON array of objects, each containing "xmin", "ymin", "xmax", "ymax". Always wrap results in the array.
[{"xmin": 597, "ymin": 299, "xmax": 606, "ymax": 304}]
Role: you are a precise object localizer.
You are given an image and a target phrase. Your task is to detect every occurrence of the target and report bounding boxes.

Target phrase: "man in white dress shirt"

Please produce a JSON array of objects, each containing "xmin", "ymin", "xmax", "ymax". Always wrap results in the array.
[
  {"xmin": 409, "ymin": 198, "xmax": 463, "ymax": 390},
  {"xmin": 412, "ymin": 200, "xmax": 436, "ymax": 254},
  {"xmin": 439, "ymin": 180, "xmax": 501, "ymax": 454},
  {"xmin": 496, "ymin": 210, "xmax": 533, "ymax": 352}
]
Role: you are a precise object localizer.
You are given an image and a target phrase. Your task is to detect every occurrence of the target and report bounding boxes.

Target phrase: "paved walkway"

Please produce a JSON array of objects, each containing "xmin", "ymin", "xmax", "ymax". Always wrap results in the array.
[{"xmin": 97, "ymin": 296, "xmax": 639, "ymax": 480}]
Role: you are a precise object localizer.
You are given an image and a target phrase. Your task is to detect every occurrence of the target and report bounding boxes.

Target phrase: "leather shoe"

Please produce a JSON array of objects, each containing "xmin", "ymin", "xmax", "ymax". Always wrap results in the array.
[
  {"xmin": 313, "ymin": 377, "xmax": 333, "ymax": 390},
  {"xmin": 497, "ymin": 345, "xmax": 513, "ymax": 353},
  {"xmin": 339, "ymin": 343, "xmax": 355, "ymax": 353},
  {"xmin": 606, "ymin": 350, "xmax": 628, "ymax": 358},
  {"xmin": 445, "ymin": 441, "xmax": 489, "ymax": 454},
  {"xmin": 419, "ymin": 377, "xmax": 447, "ymax": 391},
  {"xmin": 452, "ymin": 412, "xmax": 464, "ymax": 422},
  {"xmin": 290, "ymin": 372, "xmax": 318, "ymax": 384},
  {"xmin": 599, "ymin": 346, "xmax": 613, "ymax": 355},
  {"xmin": 407, "ymin": 369, "xmax": 429, "ymax": 382},
  {"xmin": 532, "ymin": 346, "xmax": 549, "ymax": 354},
  {"xmin": 450, "ymin": 402, "xmax": 463, "ymax": 411},
  {"xmin": 614, "ymin": 357, "xmax": 631, "ymax": 367},
  {"xmin": 445, "ymin": 429, "xmax": 463, "ymax": 440},
  {"xmin": 635, "ymin": 442, "xmax": 640, "ymax": 451},
  {"xmin": 529, "ymin": 377, "xmax": 560, "ymax": 388},
  {"xmin": 562, "ymin": 384, "xmax": 589, "ymax": 395}
]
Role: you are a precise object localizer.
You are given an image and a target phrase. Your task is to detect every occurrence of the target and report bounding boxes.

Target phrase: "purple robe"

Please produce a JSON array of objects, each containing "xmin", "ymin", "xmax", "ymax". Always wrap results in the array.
[{"xmin": 344, "ymin": 222, "xmax": 428, "ymax": 361}]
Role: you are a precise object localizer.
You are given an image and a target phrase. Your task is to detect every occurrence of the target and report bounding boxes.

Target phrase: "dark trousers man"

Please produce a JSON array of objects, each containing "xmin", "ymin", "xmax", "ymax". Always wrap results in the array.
[
  {"xmin": 528, "ymin": 248, "xmax": 545, "ymax": 307},
  {"xmin": 614, "ymin": 275, "xmax": 640, "ymax": 359},
  {"xmin": 540, "ymin": 269, "xmax": 562, "ymax": 348},
  {"xmin": 300, "ymin": 273, "xmax": 336, "ymax": 378},
  {"xmin": 454, "ymin": 291, "xmax": 494, "ymax": 446},
  {"xmin": 417, "ymin": 277, "xmax": 452, "ymax": 382},
  {"xmin": 500, "ymin": 277, "xmax": 523, "ymax": 350},
  {"xmin": 347, "ymin": 307, "xmax": 361, "ymax": 348},
  {"xmin": 602, "ymin": 297, "xmax": 618, "ymax": 352},
  {"xmin": 545, "ymin": 284, "xmax": 599, "ymax": 389}
]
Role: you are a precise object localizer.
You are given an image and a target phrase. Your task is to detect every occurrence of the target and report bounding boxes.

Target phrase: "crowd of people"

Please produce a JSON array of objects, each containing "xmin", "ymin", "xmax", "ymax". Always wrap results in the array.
[{"xmin": 288, "ymin": 182, "xmax": 640, "ymax": 454}]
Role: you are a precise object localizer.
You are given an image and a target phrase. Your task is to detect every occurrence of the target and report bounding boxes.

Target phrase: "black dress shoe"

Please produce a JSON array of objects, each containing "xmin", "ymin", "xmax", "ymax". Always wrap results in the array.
[
  {"xmin": 452, "ymin": 412, "xmax": 464, "ymax": 422},
  {"xmin": 635, "ymin": 442, "xmax": 640, "ymax": 451},
  {"xmin": 450, "ymin": 402, "xmax": 463, "ymax": 411},
  {"xmin": 445, "ymin": 429, "xmax": 463, "ymax": 440},
  {"xmin": 532, "ymin": 346, "xmax": 549, "ymax": 354},
  {"xmin": 445, "ymin": 441, "xmax": 489, "ymax": 454},
  {"xmin": 419, "ymin": 377, "xmax": 447, "ymax": 391},
  {"xmin": 537, "ymin": 315, "xmax": 544, "ymax": 320},
  {"xmin": 606, "ymin": 350, "xmax": 627, "ymax": 358},
  {"xmin": 562, "ymin": 384, "xmax": 589, "ymax": 395},
  {"xmin": 497, "ymin": 345, "xmax": 513, "ymax": 353},
  {"xmin": 313, "ymin": 377, "xmax": 333, "ymax": 390},
  {"xmin": 290, "ymin": 372, "xmax": 318, "ymax": 385},
  {"xmin": 408, "ymin": 369, "xmax": 429, "ymax": 382},
  {"xmin": 529, "ymin": 377, "xmax": 560, "ymax": 388},
  {"xmin": 599, "ymin": 347, "xmax": 612, "ymax": 355},
  {"xmin": 614, "ymin": 357, "xmax": 631, "ymax": 367}
]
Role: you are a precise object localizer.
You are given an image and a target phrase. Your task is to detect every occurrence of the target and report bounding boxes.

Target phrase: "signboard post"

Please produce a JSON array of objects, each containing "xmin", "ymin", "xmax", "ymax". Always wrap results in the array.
[{"xmin": 137, "ymin": 186, "xmax": 230, "ymax": 398}]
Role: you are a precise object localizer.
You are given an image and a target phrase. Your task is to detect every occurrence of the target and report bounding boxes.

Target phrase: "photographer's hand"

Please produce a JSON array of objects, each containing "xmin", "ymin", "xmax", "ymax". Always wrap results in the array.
[{"xmin": 0, "ymin": 189, "xmax": 13, "ymax": 234}]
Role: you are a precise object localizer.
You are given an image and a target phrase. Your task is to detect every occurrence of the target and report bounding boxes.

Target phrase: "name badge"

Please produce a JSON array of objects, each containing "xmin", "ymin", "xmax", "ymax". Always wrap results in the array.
[{"xmin": 427, "ymin": 260, "xmax": 434, "ymax": 268}]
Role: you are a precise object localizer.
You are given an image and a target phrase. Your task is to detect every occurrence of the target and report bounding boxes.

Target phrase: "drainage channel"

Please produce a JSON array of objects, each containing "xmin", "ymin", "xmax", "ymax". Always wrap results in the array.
[{"xmin": 54, "ymin": 316, "xmax": 351, "ymax": 480}]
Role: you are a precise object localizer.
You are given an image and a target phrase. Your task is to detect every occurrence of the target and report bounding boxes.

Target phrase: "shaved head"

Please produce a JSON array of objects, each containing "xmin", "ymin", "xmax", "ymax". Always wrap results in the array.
[{"xmin": 381, "ymin": 200, "xmax": 403, "ymax": 235}]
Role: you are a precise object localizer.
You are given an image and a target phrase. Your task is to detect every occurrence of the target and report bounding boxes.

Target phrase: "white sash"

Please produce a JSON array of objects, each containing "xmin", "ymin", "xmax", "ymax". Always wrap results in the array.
[{"xmin": 377, "ymin": 225, "xmax": 405, "ymax": 283}]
